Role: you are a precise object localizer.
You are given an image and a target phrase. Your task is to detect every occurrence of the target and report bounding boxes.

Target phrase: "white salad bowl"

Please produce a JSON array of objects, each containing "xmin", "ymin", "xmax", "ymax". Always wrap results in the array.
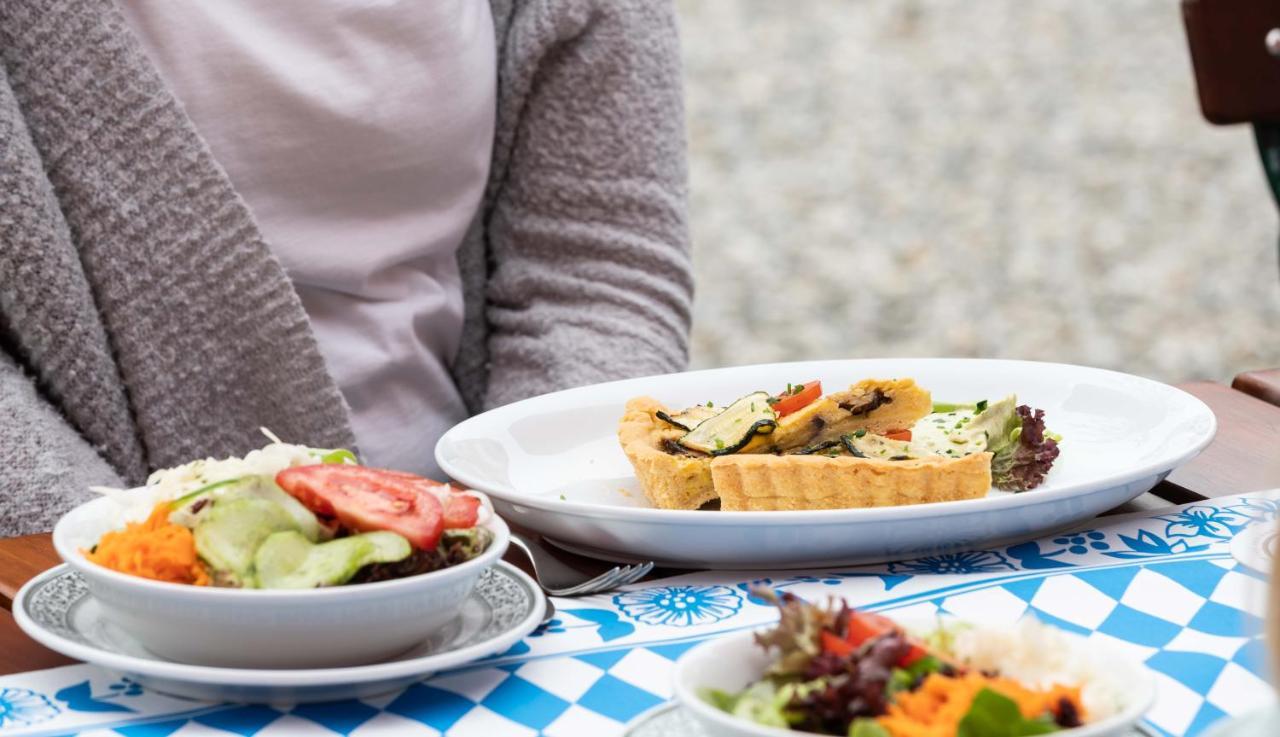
[
  {"xmin": 52, "ymin": 494, "xmax": 510, "ymax": 669},
  {"xmin": 673, "ymin": 627, "xmax": 1156, "ymax": 737}
]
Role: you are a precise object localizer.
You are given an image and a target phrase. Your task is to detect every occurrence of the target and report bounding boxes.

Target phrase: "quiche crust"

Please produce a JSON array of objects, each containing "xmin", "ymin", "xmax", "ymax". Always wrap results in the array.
[
  {"xmin": 709, "ymin": 451, "xmax": 992, "ymax": 512},
  {"xmin": 618, "ymin": 397, "xmax": 717, "ymax": 510}
]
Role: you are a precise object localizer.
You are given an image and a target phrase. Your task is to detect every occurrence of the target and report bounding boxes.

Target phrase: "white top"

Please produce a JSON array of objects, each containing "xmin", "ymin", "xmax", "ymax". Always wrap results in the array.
[{"xmin": 120, "ymin": 0, "xmax": 497, "ymax": 478}]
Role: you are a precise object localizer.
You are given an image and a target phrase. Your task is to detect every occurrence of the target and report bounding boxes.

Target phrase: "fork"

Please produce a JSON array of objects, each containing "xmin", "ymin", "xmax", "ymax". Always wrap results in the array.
[{"xmin": 508, "ymin": 531, "xmax": 654, "ymax": 597}]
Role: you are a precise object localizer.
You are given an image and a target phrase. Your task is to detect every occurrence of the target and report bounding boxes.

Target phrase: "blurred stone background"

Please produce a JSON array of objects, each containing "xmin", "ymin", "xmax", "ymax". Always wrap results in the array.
[{"xmin": 676, "ymin": 1, "xmax": 1280, "ymax": 383}]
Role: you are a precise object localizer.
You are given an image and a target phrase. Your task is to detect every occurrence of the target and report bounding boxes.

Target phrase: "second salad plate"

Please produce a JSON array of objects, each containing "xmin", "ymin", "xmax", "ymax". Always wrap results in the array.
[
  {"xmin": 436, "ymin": 359, "xmax": 1215, "ymax": 568},
  {"xmin": 14, "ymin": 563, "xmax": 543, "ymax": 704}
]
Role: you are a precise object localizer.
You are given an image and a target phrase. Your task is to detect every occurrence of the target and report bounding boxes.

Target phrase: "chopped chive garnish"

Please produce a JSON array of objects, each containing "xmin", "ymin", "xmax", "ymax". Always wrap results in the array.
[
  {"xmin": 854, "ymin": 429, "xmax": 867, "ymax": 438},
  {"xmin": 975, "ymin": 399, "xmax": 988, "ymax": 413},
  {"xmin": 715, "ymin": 438, "xmax": 726, "ymax": 450}
]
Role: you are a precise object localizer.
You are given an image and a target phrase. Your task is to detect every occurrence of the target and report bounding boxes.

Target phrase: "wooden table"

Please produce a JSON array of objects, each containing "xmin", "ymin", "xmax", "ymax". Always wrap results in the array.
[{"xmin": 5, "ymin": 372, "xmax": 1280, "ymax": 677}]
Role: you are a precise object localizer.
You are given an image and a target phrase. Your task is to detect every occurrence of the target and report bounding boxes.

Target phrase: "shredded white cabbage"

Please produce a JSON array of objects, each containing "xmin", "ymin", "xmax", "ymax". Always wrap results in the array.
[
  {"xmin": 143, "ymin": 441, "xmax": 328, "ymax": 497},
  {"xmin": 940, "ymin": 618, "xmax": 1133, "ymax": 719},
  {"xmin": 90, "ymin": 428, "xmax": 492, "ymax": 526}
]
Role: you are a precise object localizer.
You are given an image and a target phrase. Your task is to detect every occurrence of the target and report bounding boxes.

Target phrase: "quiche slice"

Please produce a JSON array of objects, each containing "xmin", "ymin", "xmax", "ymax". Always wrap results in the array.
[
  {"xmin": 618, "ymin": 397, "xmax": 717, "ymax": 511},
  {"xmin": 618, "ymin": 378, "xmax": 957, "ymax": 511}
]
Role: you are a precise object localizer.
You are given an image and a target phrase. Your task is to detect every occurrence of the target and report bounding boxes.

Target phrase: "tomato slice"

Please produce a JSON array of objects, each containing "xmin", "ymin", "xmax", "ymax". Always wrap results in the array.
[
  {"xmin": 884, "ymin": 429, "xmax": 912, "ymax": 442},
  {"xmin": 442, "ymin": 493, "xmax": 481, "ymax": 529},
  {"xmin": 899, "ymin": 644, "xmax": 929, "ymax": 667},
  {"xmin": 276, "ymin": 465, "xmax": 444, "ymax": 549},
  {"xmin": 845, "ymin": 611, "xmax": 896, "ymax": 647},
  {"xmin": 366, "ymin": 470, "xmax": 480, "ymax": 530},
  {"xmin": 772, "ymin": 380, "xmax": 822, "ymax": 417},
  {"xmin": 821, "ymin": 630, "xmax": 855, "ymax": 657},
  {"xmin": 844, "ymin": 610, "xmax": 932, "ymax": 667}
]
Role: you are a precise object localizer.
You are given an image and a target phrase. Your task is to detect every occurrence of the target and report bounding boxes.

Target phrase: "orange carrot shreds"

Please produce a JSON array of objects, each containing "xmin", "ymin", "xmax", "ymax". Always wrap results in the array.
[
  {"xmin": 84, "ymin": 503, "xmax": 210, "ymax": 586},
  {"xmin": 877, "ymin": 672, "xmax": 1086, "ymax": 737}
]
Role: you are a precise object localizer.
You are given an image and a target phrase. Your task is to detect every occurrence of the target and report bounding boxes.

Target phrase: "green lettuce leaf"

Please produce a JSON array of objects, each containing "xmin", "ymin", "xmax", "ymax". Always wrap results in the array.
[
  {"xmin": 702, "ymin": 680, "xmax": 792, "ymax": 728},
  {"xmin": 957, "ymin": 688, "xmax": 1060, "ymax": 737},
  {"xmin": 886, "ymin": 654, "xmax": 944, "ymax": 696},
  {"xmin": 848, "ymin": 718, "xmax": 891, "ymax": 737}
]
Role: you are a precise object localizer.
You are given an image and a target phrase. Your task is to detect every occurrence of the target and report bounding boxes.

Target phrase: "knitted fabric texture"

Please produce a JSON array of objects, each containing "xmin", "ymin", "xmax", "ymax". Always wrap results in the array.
[{"xmin": 0, "ymin": 0, "xmax": 692, "ymax": 535}]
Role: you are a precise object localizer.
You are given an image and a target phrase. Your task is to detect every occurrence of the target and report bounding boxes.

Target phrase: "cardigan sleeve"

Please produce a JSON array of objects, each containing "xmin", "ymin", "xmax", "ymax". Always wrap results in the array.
[
  {"xmin": 480, "ymin": 0, "xmax": 694, "ymax": 409},
  {"xmin": 0, "ymin": 351, "xmax": 123, "ymax": 536}
]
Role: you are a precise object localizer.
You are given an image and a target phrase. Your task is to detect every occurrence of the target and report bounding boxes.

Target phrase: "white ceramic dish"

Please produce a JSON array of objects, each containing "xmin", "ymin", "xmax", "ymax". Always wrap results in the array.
[
  {"xmin": 13, "ymin": 562, "xmax": 543, "ymax": 703},
  {"xmin": 673, "ymin": 628, "xmax": 1156, "ymax": 737},
  {"xmin": 51, "ymin": 494, "xmax": 511, "ymax": 669},
  {"xmin": 436, "ymin": 358, "xmax": 1215, "ymax": 568},
  {"xmin": 1230, "ymin": 521, "xmax": 1278, "ymax": 575}
]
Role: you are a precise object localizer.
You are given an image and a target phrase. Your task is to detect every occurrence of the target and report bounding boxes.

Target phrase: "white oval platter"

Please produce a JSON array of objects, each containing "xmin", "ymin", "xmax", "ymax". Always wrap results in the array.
[{"xmin": 437, "ymin": 359, "xmax": 1215, "ymax": 568}]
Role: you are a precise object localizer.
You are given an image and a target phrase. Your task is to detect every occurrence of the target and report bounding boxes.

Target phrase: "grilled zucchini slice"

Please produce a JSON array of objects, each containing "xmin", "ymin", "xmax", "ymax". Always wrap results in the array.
[
  {"xmin": 677, "ymin": 392, "xmax": 777, "ymax": 455},
  {"xmin": 656, "ymin": 405, "xmax": 722, "ymax": 432}
]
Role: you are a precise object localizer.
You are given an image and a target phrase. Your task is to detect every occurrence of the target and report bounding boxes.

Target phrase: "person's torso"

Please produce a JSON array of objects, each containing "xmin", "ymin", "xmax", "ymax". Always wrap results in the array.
[{"xmin": 120, "ymin": 0, "xmax": 497, "ymax": 477}]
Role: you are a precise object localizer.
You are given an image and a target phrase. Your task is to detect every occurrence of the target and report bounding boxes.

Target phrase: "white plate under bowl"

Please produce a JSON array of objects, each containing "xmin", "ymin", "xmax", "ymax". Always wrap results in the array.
[
  {"xmin": 436, "ymin": 359, "xmax": 1215, "ymax": 568},
  {"xmin": 1230, "ymin": 521, "xmax": 1279, "ymax": 575},
  {"xmin": 13, "ymin": 563, "xmax": 543, "ymax": 704},
  {"xmin": 673, "ymin": 628, "xmax": 1156, "ymax": 737}
]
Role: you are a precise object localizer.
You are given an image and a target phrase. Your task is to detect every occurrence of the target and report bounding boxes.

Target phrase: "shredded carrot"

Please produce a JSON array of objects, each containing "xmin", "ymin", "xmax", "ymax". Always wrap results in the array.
[
  {"xmin": 877, "ymin": 672, "xmax": 1084, "ymax": 737},
  {"xmin": 84, "ymin": 503, "xmax": 210, "ymax": 586}
]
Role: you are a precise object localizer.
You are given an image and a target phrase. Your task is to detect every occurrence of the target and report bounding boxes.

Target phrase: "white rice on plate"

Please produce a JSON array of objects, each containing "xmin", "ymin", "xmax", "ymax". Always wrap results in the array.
[{"xmin": 920, "ymin": 618, "xmax": 1132, "ymax": 720}]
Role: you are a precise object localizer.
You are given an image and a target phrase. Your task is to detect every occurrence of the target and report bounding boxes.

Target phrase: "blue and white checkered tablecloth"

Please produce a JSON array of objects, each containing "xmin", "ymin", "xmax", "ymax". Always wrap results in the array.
[{"xmin": 3, "ymin": 491, "xmax": 1279, "ymax": 737}]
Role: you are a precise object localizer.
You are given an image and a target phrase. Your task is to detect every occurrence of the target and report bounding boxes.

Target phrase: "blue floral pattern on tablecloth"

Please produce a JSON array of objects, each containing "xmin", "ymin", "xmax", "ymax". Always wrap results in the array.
[
  {"xmin": 0, "ymin": 687, "xmax": 59, "ymax": 728},
  {"xmin": 1052, "ymin": 530, "xmax": 1110, "ymax": 554},
  {"xmin": 1103, "ymin": 530, "xmax": 1209, "ymax": 560},
  {"xmin": 8, "ymin": 490, "xmax": 1280, "ymax": 737},
  {"xmin": 887, "ymin": 550, "xmax": 1014, "ymax": 575},
  {"xmin": 614, "ymin": 585, "xmax": 742, "ymax": 626},
  {"xmin": 1160, "ymin": 505, "xmax": 1251, "ymax": 539}
]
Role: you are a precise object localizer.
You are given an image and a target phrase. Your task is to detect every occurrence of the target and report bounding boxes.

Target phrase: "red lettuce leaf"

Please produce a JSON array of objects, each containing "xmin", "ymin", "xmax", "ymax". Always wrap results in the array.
[{"xmin": 991, "ymin": 405, "xmax": 1060, "ymax": 491}]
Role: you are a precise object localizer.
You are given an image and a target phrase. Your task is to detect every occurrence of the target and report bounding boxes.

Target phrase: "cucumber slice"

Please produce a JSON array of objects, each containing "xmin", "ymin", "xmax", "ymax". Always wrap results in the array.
[
  {"xmin": 169, "ymin": 476, "xmax": 329, "ymax": 542},
  {"xmin": 193, "ymin": 498, "xmax": 300, "ymax": 586},
  {"xmin": 253, "ymin": 531, "xmax": 411, "ymax": 589},
  {"xmin": 257, "ymin": 480, "xmax": 332, "ymax": 542},
  {"xmin": 678, "ymin": 392, "xmax": 777, "ymax": 455},
  {"xmin": 168, "ymin": 477, "xmax": 253, "ymax": 528}
]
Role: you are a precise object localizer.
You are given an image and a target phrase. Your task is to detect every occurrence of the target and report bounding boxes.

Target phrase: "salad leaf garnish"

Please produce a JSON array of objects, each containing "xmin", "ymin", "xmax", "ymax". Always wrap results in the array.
[
  {"xmin": 750, "ymin": 587, "xmax": 832, "ymax": 677},
  {"xmin": 957, "ymin": 688, "xmax": 1059, "ymax": 737},
  {"xmin": 319, "ymin": 449, "xmax": 358, "ymax": 465},
  {"xmin": 702, "ymin": 687, "xmax": 739, "ymax": 713},
  {"xmin": 989, "ymin": 405, "xmax": 1060, "ymax": 492},
  {"xmin": 848, "ymin": 719, "xmax": 891, "ymax": 737},
  {"xmin": 789, "ymin": 633, "xmax": 911, "ymax": 734},
  {"xmin": 886, "ymin": 654, "xmax": 944, "ymax": 696},
  {"xmin": 703, "ymin": 681, "xmax": 792, "ymax": 728}
]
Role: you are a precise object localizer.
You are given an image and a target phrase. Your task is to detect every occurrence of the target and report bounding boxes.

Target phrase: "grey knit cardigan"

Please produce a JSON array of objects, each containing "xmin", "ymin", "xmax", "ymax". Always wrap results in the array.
[{"xmin": 0, "ymin": 0, "xmax": 693, "ymax": 535}]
